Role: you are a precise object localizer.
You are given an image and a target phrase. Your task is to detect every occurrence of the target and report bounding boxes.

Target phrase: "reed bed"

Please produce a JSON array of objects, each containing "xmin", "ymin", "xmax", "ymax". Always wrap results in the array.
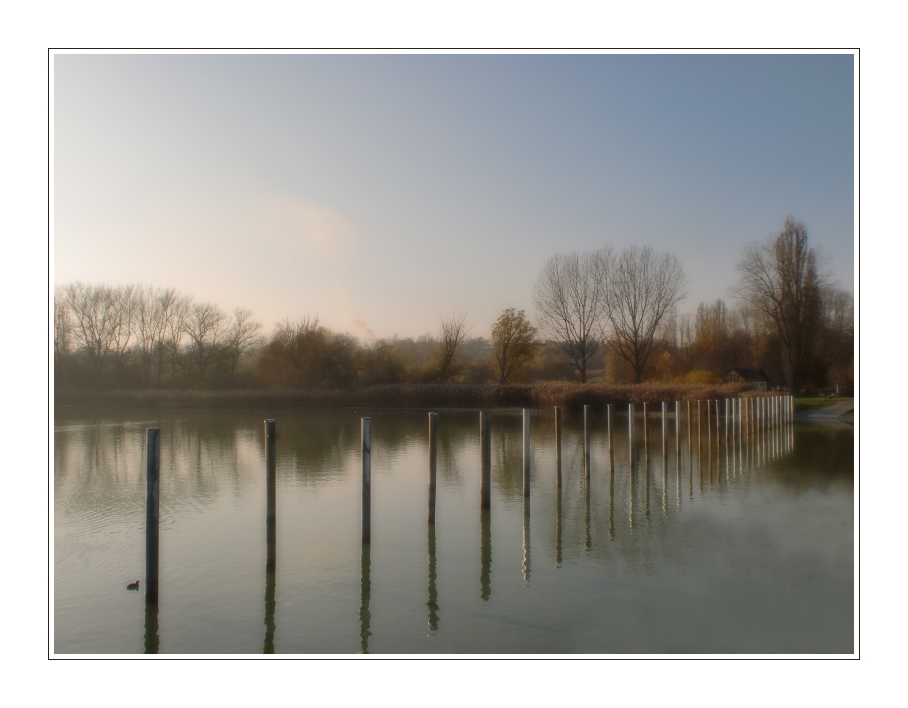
[{"xmin": 55, "ymin": 381, "xmax": 757, "ymax": 411}]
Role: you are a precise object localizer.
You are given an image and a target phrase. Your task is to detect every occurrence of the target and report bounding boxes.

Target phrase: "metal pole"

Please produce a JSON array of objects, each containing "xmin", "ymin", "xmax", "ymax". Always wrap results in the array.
[
  {"xmin": 706, "ymin": 399, "xmax": 712, "ymax": 446},
  {"xmin": 661, "ymin": 401, "xmax": 668, "ymax": 458},
  {"xmin": 607, "ymin": 403, "xmax": 614, "ymax": 473},
  {"xmin": 480, "ymin": 411, "xmax": 491, "ymax": 509},
  {"xmin": 145, "ymin": 428, "xmax": 160, "ymax": 604},
  {"xmin": 362, "ymin": 417, "xmax": 372, "ymax": 543},
  {"xmin": 428, "ymin": 412, "xmax": 438, "ymax": 524},
  {"xmin": 739, "ymin": 397, "xmax": 744, "ymax": 438},
  {"xmin": 584, "ymin": 405, "xmax": 591, "ymax": 482},
  {"xmin": 675, "ymin": 401, "xmax": 681, "ymax": 457},
  {"xmin": 522, "ymin": 408, "xmax": 531, "ymax": 497},
  {"xmin": 715, "ymin": 399, "xmax": 720, "ymax": 442},
  {"xmin": 628, "ymin": 403, "xmax": 635, "ymax": 469},
  {"xmin": 687, "ymin": 400, "xmax": 692, "ymax": 452},
  {"xmin": 554, "ymin": 407, "xmax": 562, "ymax": 488},
  {"xmin": 643, "ymin": 402, "xmax": 649, "ymax": 461},
  {"xmin": 265, "ymin": 419, "xmax": 276, "ymax": 570},
  {"xmin": 724, "ymin": 399, "xmax": 729, "ymax": 443}
]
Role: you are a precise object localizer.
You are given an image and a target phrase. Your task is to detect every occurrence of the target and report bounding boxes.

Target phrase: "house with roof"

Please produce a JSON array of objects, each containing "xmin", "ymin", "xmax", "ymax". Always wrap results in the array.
[{"xmin": 725, "ymin": 368, "xmax": 769, "ymax": 391}]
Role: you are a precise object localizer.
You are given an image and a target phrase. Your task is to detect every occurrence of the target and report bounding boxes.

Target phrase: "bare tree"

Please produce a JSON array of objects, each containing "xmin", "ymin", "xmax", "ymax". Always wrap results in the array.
[
  {"xmin": 600, "ymin": 245, "xmax": 687, "ymax": 384},
  {"xmin": 64, "ymin": 282, "xmax": 134, "ymax": 382},
  {"xmin": 135, "ymin": 285, "xmax": 179, "ymax": 386},
  {"xmin": 53, "ymin": 286, "xmax": 72, "ymax": 365},
  {"xmin": 184, "ymin": 302, "xmax": 229, "ymax": 385},
  {"xmin": 820, "ymin": 288, "xmax": 854, "ymax": 395},
  {"xmin": 110, "ymin": 284, "xmax": 137, "ymax": 382},
  {"xmin": 732, "ymin": 216, "xmax": 824, "ymax": 394},
  {"xmin": 225, "ymin": 307, "xmax": 263, "ymax": 379},
  {"xmin": 491, "ymin": 308, "xmax": 537, "ymax": 384},
  {"xmin": 433, "ymin": 313, "xmax": 472, "ymax": 382},
  {"xmin": 161, "ymin": 291, "xmax": 193, "ymax": 384},
  {"xmin": 675, "ymin": 311, "xmax": 695, "ymax": 360},
  {"xmin": 533, "ymin": 250, "xmax": 607, "ymax": 383},
  {"xmin": 266, "ymin": 316, "xmax": 322, "ymax": 387}
]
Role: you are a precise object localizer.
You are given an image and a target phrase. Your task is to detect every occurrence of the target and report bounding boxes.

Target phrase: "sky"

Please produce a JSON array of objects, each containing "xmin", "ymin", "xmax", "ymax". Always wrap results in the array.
[{"xmin": 52, "ymin": 51, "xmax": 855, "ymax": 343}]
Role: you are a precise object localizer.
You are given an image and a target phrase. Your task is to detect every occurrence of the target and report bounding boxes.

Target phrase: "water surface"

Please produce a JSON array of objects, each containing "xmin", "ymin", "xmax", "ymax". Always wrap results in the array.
[{"xmin": 53, "ymin": 406, "xmax": 854, "ymax": 654}]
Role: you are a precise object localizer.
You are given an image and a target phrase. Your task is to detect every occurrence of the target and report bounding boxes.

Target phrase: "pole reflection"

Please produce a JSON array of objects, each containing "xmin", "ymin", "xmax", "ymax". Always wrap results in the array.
[
  {"xmin": 643, "ymin": 451, "xmax": 650, "ymax": 520},
  {"xmin": 676, "ymin": 454, "xmax": 682, "ymax": 509},
  {"xmin": 263, "ymin": 567, "xmax": 276, "ymax": 654},
  {"xmin": 522, "ymin": 500, "xmax": 531, "ymax": 582},
  {"xmin": 585, "ymin": 479, "xmax": 592, "ymax": 549},
  {"xmin": 480, "ymin": 509, "xmax": 492, "ymax": 601},
  {"xmin": 427, "ymin": 524, "xmax": 439, "ymax": 633},
  {"xmin": 708, "ymin": 435, "xmax": 713, "ymax": 485},
  {"xmin": 144, "ymin": 599, "xmax": 159, "ymax": 654},
  {"xmin": 662, "ymin": 454, "xmax": 668, "ymax": 516},
  {"xmin": 555, "ymin": 487, "xmax": 563, "ymax": 566},
  {"xmin": 643, "ymin": 402, "xmax": 650, "ymax": 462},
  {"xmin": 126, "ymin": 405, "xmax": 800, "ymax": 654},
  {"xmin": 359, "ymin": 543, "xmax": 371, "ymax": 654}
]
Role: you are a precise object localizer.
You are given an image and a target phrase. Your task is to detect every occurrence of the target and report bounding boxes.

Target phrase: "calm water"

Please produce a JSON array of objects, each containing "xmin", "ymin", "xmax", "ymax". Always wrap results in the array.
[{"xmin": 53, "ymin": 405, "xmax": 854, "ymax": 654}]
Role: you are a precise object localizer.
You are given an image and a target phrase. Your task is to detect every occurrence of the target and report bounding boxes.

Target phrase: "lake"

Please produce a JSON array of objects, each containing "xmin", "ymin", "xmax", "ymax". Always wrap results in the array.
[{"xmin": 53, "ymin": 404, "xmax": 854, "ymax": 654}]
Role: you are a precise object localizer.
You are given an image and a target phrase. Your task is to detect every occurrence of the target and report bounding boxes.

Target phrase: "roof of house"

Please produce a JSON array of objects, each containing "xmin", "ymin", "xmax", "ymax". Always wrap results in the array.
[{"xmin": 726, "ymin": 368, "xmax": 769, "ymax": 381}]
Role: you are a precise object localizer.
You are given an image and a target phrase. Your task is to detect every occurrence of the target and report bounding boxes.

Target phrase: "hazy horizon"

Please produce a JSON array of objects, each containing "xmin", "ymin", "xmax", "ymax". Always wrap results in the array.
[{"xmin": 52, "ymin": 51, "xmax": 855, "ymax": 342}]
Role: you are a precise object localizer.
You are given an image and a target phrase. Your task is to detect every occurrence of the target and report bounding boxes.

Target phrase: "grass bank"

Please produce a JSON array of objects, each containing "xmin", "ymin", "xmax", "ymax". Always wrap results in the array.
[
  {"xmin": 794, "ymin": 397, "xmax": 854, "ymax": 412},
  {"xmin": 55, "ymin": 382, "xmax": 761, "ymax": 412}
]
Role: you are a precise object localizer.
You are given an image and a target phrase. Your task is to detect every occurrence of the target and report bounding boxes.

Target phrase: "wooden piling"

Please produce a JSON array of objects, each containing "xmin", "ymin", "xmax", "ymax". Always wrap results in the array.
[
  {"xmin": 687, "ymin": 400, "xmax": 692, "ymax": 451},
  {"xmin": 480, "ymin": 509, "xmax": 491, "ymax": 601},
  {"xmin": 143, "ymin": 597, "xmax": 159, "ymax": 653},
  {"xmin": 584, "ymin": 405, "xmax": 591, "ymax": 481},
  {"xmin": 480, "ymin": 411, "xmax": 491, "ymax": 509},
  {"xmin": 265, "ymin": 419, "xmax": 276, "ymax": 570},
  {"xmin": 724, "ymin": 399, "xmax": 729, "ymax": 443},
  {"xmin": 145, "ymin": 428, "xmax": 160, "ymax": 604},
  {"xmin": 264, "ymin": 567, "xmax": 276, "ymax": 654},
  {"xmin": 675, "ymin": 401, "xmax": 681, "ymax": 457},
  {"xmin": 554, "ymin": 407, "xmax": 562, "ymax": 488},
  {"xmin": 739, "ymin": 397, "xmax": 744, "ymax": 438},
  {"xmin": 706, "ymin": 399, "xmax": 712, "ymax": 445},
  {"xmin": 715, "ymin": 399, "xmax": 720, "ymax": 441},
  {"xmin": 661, "ymin": 402, "xmax": 667, "ymax": 458},
  {"xmin": 628, "ymin": 403, "xmax": 635, "ymax": 469},
  {"xmin": 522, "ymin": 408, "xmax": 531, "ymax": 497},
  {"xmin": 607, "ymin": 403, "xmax": 614, "ymax": 473},
  {"xmin": 426, "ymin": 524, "xmax": 438, "ymax": 631},
  {"xmin": 361, "ymin": 417, "xmax": 372, "ymax": 543},
  {"xmin": 643, "ymin": 402, "xmax": 649, "ymax": 461},
  {"xmin": 428, "ymin": 412, "xmax": 438, "ymax": 524}
]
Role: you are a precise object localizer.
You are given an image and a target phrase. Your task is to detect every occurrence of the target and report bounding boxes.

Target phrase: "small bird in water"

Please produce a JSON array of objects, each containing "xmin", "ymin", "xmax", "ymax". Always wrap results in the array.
[{"xmin": 126, "ymin": 581, "xmax": 140, "ymax": 591}]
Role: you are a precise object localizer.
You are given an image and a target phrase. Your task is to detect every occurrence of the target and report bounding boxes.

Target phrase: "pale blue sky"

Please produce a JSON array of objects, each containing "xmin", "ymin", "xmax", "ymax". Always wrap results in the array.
[{"xmin": 53, "ymin": 52, "xmax": 855, "ymax": 342}]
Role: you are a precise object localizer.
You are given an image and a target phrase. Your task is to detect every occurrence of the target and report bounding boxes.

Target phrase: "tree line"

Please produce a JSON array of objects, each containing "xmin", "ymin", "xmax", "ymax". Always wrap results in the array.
[{"xmin": 53, "ymin": 217, "xmax": 853, "ymax": 396}]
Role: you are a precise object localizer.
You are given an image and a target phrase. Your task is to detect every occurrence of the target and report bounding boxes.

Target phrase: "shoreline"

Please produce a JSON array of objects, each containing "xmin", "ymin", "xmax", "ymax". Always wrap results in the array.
[{"xmin": 53, "ymin": 381, "xmax": 761, "ymax": 413}]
